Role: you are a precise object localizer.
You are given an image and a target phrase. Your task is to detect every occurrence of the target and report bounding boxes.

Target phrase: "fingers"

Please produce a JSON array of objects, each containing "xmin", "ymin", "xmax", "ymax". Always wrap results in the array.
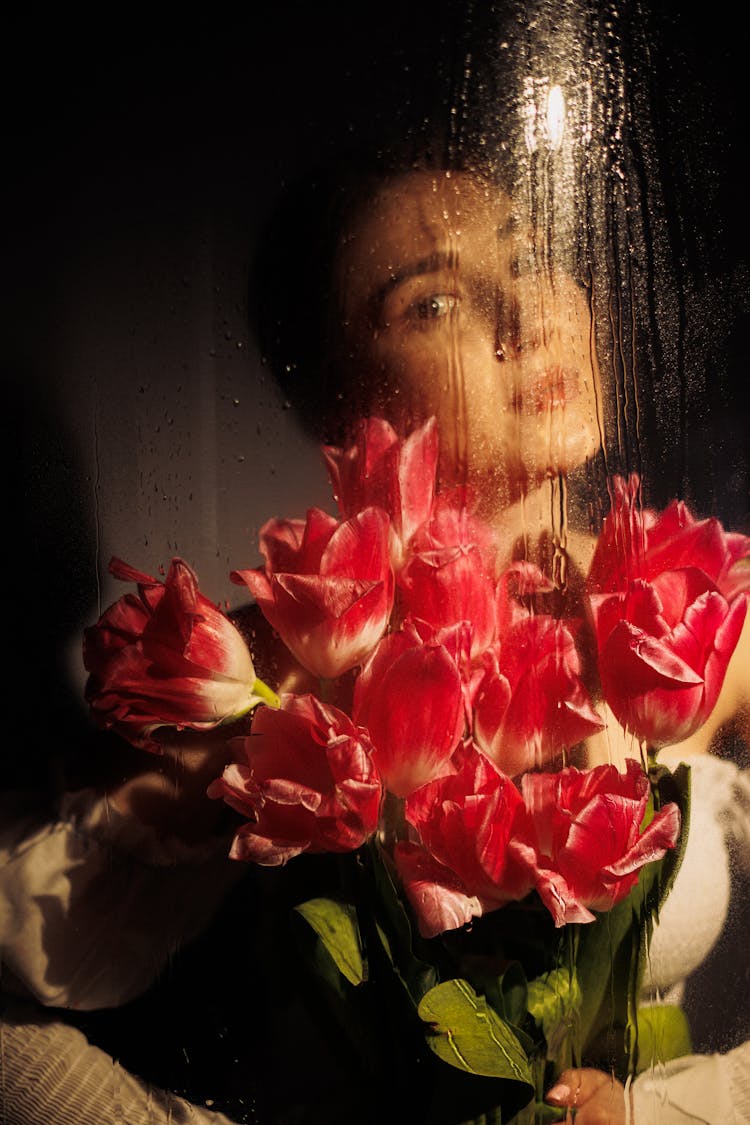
[
  {"xmin": 546, "ymin": 1066, "xmax": 611, "ymax": 1105},
  {"xmin": 546, "ymin": 1068, "xmax": 628, "ymax": 1124}
]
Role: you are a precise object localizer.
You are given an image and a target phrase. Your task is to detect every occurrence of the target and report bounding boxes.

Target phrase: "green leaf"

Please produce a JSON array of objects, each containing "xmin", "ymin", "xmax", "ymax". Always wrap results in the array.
[
  {"xmin": 634, "ymin": 1004, "xmax": 692, "ymax": 1073},
  {"xmin": 505, "ymin": 1102, "xmax": 566, "ymax": 1125},
  {"xmin": 499, "ymin": 963, "xmax": 532, "ymax": 1031},
  {"xmin": 527, "ymin": 967, "xmax": 582, "ymax": 1040},
  {"xmin": 527, "ymin": 965, "xmax": 582, "ymax": 1073},
  {"xmin": 418, "ymin": 978, "xmax": 534, "ymax": 1087},
  {"xmin": 294, "ymin": 897, "xmax": 365, "ymax": 986},
  {"xmin": 455, "ymin": 956, "xmax": 538, "ymax": 1057},
  {"xmin": 645, "ymin": 761, "xmax": 692, "ymax": 915},
  {"xmin": 362, "ymin": 839, "xmax": 439, "ymax": 1003}
]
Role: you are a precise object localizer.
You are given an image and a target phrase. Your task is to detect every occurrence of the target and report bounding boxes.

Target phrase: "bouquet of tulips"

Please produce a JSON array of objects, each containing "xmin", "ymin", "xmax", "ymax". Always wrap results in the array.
[{"xmin": 83, "ymin": 416, "xmax": 750, "ymax": 1123}]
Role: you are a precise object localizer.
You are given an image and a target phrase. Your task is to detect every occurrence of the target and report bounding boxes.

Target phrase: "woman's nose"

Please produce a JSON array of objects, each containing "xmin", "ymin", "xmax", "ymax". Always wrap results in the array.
[{"xmin": 494, "ymin": 292, "xmax": 544, "ymax": 362}]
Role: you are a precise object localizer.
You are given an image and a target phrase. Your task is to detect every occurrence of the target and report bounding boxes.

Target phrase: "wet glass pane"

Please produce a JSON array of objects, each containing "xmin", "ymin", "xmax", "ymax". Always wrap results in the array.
[{"xmin": 7, "ymin": 2, "xmax": 749, "ymax": 1122}]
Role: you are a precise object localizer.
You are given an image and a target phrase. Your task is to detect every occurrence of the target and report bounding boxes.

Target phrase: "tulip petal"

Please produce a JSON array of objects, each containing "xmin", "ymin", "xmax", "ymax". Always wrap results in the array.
[
  {"xmin": 603, "ymin": 621, "xmax": 704, "ymax": 687},
  {"xmin": 359, "ymin": 642, "xmax": 464, "ymax": 797},
  {"xmin": 394, "ymin": 841, "xmax": 483, "ymax": 939},
  {"xmin": 229, "ymin": 824, "xmax": 308, "ymax": 866}
]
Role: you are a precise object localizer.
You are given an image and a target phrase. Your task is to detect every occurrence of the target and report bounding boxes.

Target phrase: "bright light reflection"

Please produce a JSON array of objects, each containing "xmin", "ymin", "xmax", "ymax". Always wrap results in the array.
[
  {"xmin": 522, "ymin": 79, "xmax": 566, "ymax": 153},
  {"xmin": 547, "ymin": 85, "xmax": 565, "ymax": 150}
]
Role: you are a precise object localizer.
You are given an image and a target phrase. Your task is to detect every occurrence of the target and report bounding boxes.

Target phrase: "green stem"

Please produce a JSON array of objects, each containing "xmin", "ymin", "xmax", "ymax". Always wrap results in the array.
[
  {"xmin": 251, "ymin": 676, "xmax": 280, "ymax": 708},
  {"xmin": 317, "ymin": 677, "xmax": 335, "ymax": 704},
  {"xmin": 379, "ymin": 790, "xmax": 407, "ymax": 850}
]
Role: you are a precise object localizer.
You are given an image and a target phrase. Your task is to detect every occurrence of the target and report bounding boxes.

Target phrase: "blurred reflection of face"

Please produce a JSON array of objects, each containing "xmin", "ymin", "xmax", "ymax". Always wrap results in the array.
[{"xmin": 337, "ymin": 169, "xmax": 603, "ymax": 507}]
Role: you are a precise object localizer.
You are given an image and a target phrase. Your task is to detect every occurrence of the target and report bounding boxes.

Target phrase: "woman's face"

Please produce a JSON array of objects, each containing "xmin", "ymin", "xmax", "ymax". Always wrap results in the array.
[{"xmin": 337, "ymin": 169, "xmax": 603, "ymax": 504}]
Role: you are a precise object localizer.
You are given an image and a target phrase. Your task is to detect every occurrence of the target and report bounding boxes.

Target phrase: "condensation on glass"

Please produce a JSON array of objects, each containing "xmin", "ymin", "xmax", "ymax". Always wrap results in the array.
[{"xmin": 5, "ymin": 3, "xmax": 748, "ymax": 1124}]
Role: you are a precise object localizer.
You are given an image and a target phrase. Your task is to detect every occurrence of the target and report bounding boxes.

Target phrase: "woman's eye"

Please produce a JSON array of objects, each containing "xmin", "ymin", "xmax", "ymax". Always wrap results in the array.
[{"xmin": 407, "ymin": 293, "xmax": 459, "ymax": 321}]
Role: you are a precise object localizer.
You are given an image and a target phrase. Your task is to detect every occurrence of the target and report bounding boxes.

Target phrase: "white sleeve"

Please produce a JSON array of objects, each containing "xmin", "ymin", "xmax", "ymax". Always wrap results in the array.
[
  {"xmin": 0, "ymin": 788, "xmax": 245, "ymax": 1011},
  {"xmin": 723, "ymin": 767, "xmax": 750, "ymax": 875},
  {"xmin": 0, "ymin": 1000, "xmax": 241, "ymax": 1125},
  {"xmin": 631, "ymin": 1041, "xmax": 750, "ymax": 1124}
]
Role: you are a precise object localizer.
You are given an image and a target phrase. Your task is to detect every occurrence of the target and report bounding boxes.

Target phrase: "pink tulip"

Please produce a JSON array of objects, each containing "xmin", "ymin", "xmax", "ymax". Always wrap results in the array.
[
  {"xmin": 83, "ymin": 557, "xmax": 276, "ymax": 752},
  {"xmin": 516, "ymin": 760, "xmax": 681, "ymax": 926},
  {"xmin": 588, "ymin": 473, "xmax": 750, "ymax": 600},
  {"xmin": 420, "ymin": 619, "xmax": 486, "ymax": 725},
  {"xmin": 473, "ymin": 615, "xmax": 604, "ymax": 776},
  {"xmin": 589, "ymin": 580, "xmax": 747, "ymax": 746},
  {"xmin": 394, "ymin": 743, "xmax": 533, "ymax": 938},
  {"xmin": 352, "ymin": 622, "xmax": 466, "ymax": 797},
  {"xmin": 395, "ymin": 492, "xmax": 503, "ymax": 659},
  {"xmin": 322, "ymin": 415, "xmax": 439, "ymax": 568},
  {"xmin": 397, "ymin": 543, "xmax": 498, "ymax": 661},
  {"xmin": 207, "ymin": 693, "xmax": 382, "ymax": 865},
  {"xmin": 586, "ymin": 474, "xmax": 750, "ymax": 746},
  {"xmin": 232, "ymin": 506, "xmax": 394, "ymax": 681},
  {"xmin": 411, "ymin": 492, "xmax": 500, "ymax": 565}
]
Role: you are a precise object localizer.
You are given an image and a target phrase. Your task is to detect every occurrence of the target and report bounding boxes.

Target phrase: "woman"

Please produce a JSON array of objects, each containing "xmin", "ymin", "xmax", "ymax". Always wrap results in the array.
[{"xmin": 3, "ymin": 157, "xmax": 748, "ymax": 1123}]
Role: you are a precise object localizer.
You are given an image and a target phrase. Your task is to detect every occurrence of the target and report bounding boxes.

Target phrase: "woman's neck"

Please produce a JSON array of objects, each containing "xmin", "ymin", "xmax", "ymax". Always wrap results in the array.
[{"xmin": 485, "ymin": 476, "xmax": 599, "ymax": 581}]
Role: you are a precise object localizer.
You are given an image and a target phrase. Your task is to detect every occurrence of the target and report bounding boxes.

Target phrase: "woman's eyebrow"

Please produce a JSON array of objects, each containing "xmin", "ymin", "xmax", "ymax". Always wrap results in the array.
[
  {"xmin": 370, "ymin": 219, "xmax": 514, "ymax": 311},
  {"xmin": 371, "ymin": 249, "xmax": 458, "ymax": 311}
]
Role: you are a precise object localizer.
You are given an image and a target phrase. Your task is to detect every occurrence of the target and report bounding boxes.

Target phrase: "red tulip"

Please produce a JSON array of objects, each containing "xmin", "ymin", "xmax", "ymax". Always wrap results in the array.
[
  {"xmin": 394, "ymin": 742, "xmax": 533, "ymax": 937},
  {"xmin": 322, "ymin": 415, "xmax": 439, "ymax": 569},
  {"xmin": 586, "ymin": 474, "xmax": 750, "ymax": 746},
  {"xmin": 208, "ymin": 693, "xmax": 382, "ymax": 865},
  {"xmin": 397, "ymin": 544, "xmax": 498, "ymax": 661},
  {"xmin": 421, "ymin": 619, "xmax": 486, "ymax": 725},
  {"xmin": 473, "ymin": 615, "xmax": 604, "ymax": 775},
  {"xmin": 589, "ymin": 581, "xmax": 747, "ymax": 746},
  {"xmin": 232, "ymin": 506, "xmax": 394, "ymax": 681},
  {"xmin": 588, "ymin": 473, "xmax": 750, "ymax": 600},
  {"xmin": 352, "ymin": 622, "xmax": 466, "ymax": 797},
  {"xmin": 411, "ymin": 492, "xmax": 500, "ymax": 564},
  {"xmin": 516, "ymin": 759, "xmax": 681, "ymax": 926},
  {"xmin": 395, "ymin": 492, "xmax": 504, "ymax": 659},
  {"xmin": 83, "ymin": 557, "xmax": 276, "ymax": 752}
]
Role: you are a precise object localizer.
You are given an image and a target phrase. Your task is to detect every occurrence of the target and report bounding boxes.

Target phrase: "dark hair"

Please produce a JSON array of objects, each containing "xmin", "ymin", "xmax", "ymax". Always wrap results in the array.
[
  {"xmin": 249, "ymin": 151, "xmax": 393, "ymax": 446},
  {"xmin": 248, "ymin": 0, "xmax": 522, "ymax": 442}
]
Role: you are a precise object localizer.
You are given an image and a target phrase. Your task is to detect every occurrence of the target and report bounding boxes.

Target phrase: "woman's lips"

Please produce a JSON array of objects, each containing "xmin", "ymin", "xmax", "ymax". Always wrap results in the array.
[{"xmin": 511, "ymin": 366, "xmax": 581, "ymax": 414}]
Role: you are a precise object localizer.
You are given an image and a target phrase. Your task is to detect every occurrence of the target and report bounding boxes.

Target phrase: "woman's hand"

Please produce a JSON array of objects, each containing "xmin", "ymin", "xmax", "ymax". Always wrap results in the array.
[
  {"xmin": 546, "ymin": 1068, "xmax": 630, "ymax": 1123},
  {"xmin": 104, "ymin": 721, "xmax": 249, "ymax": 844}
]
